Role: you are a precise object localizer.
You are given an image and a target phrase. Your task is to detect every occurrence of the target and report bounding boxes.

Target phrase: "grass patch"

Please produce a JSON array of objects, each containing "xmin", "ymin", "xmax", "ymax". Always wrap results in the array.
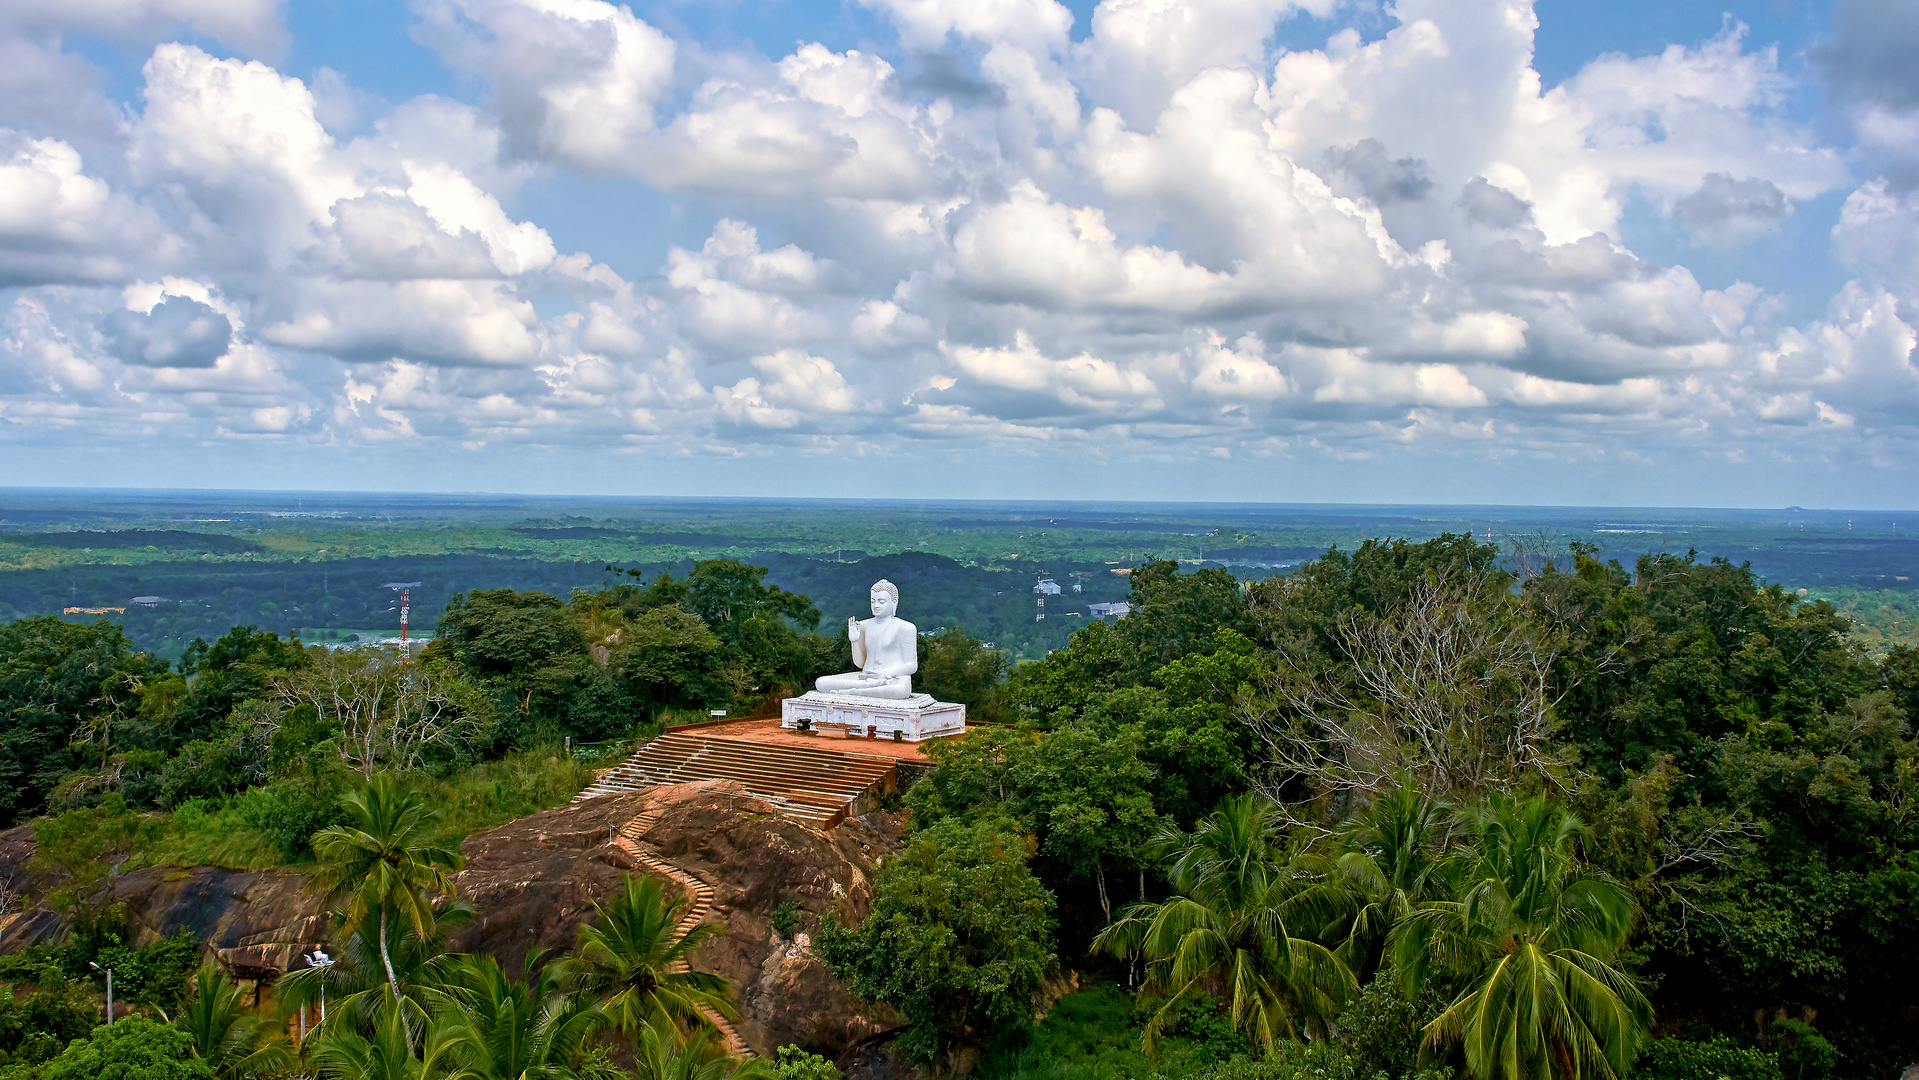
[
  {"xmin": 42, "ymin": 747, "xmax": 603, "ymax": 878},
  {"xmin": 414, "ymin": 748, "xmax": 601, "ymax": 848},
  {"xmin": 143, "ymin": 798, "xmax": 283, "ymax": 870},
  {"xmin": 976, "ymin": 985, "xmax": 1242, "ymax": 1080}
]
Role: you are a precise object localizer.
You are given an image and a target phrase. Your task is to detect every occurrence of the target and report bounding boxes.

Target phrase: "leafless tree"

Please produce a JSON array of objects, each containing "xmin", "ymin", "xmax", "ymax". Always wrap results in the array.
[
  {"xmin": 278, "ymin": 646, "xmax": 394, "ymax": 776},
  {"xmin": 1250, "ymin": 572, "xmax": 1572, "ymax": 806},
  {"xmin": 388, "ymin": 664, "xmax": 486, "ymax": 772},
  {"xmin": 278, "ymin": 645, "xmax": 486, "ymax": 775}
]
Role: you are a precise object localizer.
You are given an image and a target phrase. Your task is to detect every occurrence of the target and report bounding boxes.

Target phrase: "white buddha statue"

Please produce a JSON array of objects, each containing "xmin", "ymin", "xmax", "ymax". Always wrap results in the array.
[{"xmin": 813, "ymin": 578, "xmax": 918, "ymax": 699}]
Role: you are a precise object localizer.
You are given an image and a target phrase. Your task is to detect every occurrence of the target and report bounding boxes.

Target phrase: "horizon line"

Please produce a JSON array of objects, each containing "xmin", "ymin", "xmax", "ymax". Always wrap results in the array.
[{"xmin": 0, "ymin": 484, "xmax": 1910, "ymax": 515}]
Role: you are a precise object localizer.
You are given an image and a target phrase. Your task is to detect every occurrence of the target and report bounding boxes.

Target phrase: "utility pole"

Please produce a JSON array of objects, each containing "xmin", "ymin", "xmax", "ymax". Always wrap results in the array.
[
  {"xmin": 89, "ymin": 961, "xmax": 112, "ymax": 1023},
  {"xmin": 304, "ymin": 949, "xmax": 334, "ymax": 1038}
]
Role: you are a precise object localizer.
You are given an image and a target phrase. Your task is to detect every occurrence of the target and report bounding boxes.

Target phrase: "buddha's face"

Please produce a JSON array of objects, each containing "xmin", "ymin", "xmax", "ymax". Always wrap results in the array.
[{"xmin": 870, "ymin": 589, "xmax": 896, "ymax": 618}]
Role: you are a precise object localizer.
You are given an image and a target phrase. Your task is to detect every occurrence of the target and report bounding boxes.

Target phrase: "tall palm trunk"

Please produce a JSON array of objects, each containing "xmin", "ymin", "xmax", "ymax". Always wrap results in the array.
[{"xmin": 378, "ymin": 910, "xmax": 403, "ymax": 1011}]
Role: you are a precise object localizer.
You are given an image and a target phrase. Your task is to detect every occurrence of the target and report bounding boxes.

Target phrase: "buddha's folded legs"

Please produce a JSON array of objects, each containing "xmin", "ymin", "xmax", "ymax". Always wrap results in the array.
[{"xmin": 813, "ymin": 672, "xmax": 915, "ymax": 698}]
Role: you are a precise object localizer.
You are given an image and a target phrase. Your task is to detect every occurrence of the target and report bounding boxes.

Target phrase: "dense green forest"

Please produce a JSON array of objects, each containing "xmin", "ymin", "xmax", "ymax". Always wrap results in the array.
[{"xmin": 0, "ymin": 534, "xmax": 1914, "ymax": 1080}]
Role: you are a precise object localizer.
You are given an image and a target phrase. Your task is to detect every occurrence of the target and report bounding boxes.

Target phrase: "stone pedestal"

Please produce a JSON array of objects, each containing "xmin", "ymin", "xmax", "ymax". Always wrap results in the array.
[{"xmin": 781, "ymin": 691, "xmax": 965, "ymax": 741}]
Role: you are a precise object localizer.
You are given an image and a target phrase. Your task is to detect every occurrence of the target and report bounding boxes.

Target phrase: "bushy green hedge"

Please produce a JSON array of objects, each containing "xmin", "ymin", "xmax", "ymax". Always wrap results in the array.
[
  {"xmin": 38, "ymin": 1017, "xmax": 214, "ymax": 1080},
  {"xmin": 1637, "ymin": 1036, "xmax": 1784, "ymax": 1080}
]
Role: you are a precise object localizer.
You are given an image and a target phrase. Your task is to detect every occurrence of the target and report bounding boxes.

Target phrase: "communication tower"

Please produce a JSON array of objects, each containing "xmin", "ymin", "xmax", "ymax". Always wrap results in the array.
[{"xmin": 382, "ymin": 581, "xmax": 423, "ymax": 652}]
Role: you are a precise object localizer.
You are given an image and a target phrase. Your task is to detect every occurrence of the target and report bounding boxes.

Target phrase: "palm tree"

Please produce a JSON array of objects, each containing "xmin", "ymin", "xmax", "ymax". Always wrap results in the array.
[
  {"xmin": 1387, "ymin": 793, "xmax": 1651, "ymax": 1080},
  {"xmin": 1093, "ymin": 793, "xmax": 1355, "ymax": 1054},
  {"xmin": 434, "ymin": 954, "xmax": 617, "ymax": 1080},
  {"xmin": 310, "ymin": 1000, "xmax": 463, "ymax": 1080},
  {"xmin": 311, "ymin": 774, "xmax": 466, "ymax": 1010},
  {"xmin": 630, "ymin": 1014, "xmax": 773, "ymax": 1080},
  {"xmin": 1320, "ymin": 780, "xmax": 1457, "ymax": 980},
  {"xmin": 278, "ymin": 899, "xmax": 476, "ymax": 1038},
  {"xmin": 555, "ymin": 875, "xmax": 739, "ymax": 1037},
  {"xmin": 176, "ymin": 963, "xmax": 294, "ymax": 1080}
]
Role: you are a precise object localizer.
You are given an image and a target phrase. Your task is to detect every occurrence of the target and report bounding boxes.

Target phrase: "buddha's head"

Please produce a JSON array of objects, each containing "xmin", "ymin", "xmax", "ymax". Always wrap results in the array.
[{"xmin": 870, "ymin": 579, "xmax": 899, "ymax": 618}]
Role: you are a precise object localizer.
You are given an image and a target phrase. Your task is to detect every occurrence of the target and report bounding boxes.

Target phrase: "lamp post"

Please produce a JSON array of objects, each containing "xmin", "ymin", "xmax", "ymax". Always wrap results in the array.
[
  {"xmin": 88, "ymin": 961, "xmax": 111, "ymax": 1024},
  {"xmin": 303, "ymin": 949, "xmax": 334, "ymax": 1038}
]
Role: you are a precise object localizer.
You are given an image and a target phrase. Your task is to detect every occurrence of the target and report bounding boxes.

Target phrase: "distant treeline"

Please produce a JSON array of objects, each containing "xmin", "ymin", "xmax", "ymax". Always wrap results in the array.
[
  {"xmin": 2, "ymin": 550, "xmax": 1137, "ymax": 661},
  {"xmin": 0, "ymin": 529, "xmax": 262, "ymax": 552}
]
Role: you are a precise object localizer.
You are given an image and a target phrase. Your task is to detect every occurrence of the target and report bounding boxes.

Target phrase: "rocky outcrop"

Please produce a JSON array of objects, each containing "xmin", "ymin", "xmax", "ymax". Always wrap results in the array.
[
  {"xmin": 0, "ymin": 780, "xmax": 902, "ymax": 1059},
  {"xmin": 453, "ymin": 781, "xmax": 901, "ymax": 1054},
  {"xmin": 0, "ymin": 831, "xmax": 329, "ymax": 975}
]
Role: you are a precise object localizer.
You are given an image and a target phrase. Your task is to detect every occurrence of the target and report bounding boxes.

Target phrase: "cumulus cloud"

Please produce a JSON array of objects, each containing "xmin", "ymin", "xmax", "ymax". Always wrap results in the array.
[
  {"xmin": 862, "ymin": 0, "xmax": 1073, "ymax": 52},
  {"xmin": 0, "ymin": 0, "xmax": 1913, "ymax": 496},
  {"xmin": 103, "ymin": 295, "xmax": 233, "ymax": 368},
  {"xmin": 0, "ymin": 132, "xmax": 172, "ymax": 285},
  {"xmin": 1673, "ymin": 173, "xmax": 1791, "ymax": 246},
  {"xmin": 0, "ymin": 0, "xmax": 286, "ymax": 57}
]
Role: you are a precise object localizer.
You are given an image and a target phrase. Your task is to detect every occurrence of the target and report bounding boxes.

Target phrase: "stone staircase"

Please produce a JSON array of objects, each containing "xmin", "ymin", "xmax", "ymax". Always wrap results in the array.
[
  {"xmin": 609, "ymin": 807, "xmax": 752, "ymax": 1059},
  {"xmin": 575, "ymin": 732, "xmax": 899, "ymax": 828}
]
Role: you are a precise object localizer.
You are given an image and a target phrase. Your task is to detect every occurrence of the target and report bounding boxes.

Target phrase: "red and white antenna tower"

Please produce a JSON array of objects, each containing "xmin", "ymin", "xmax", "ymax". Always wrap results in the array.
[{"xmin": 382, "ymin": 582, "xmax": 423, "ymax": 653}]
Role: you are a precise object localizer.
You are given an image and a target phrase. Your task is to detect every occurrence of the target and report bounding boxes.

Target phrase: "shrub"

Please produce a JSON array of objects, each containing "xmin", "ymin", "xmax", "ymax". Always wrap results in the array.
[
  {"xmin": 1145, "ymin": 993, "xmax": 1242, "ymax": 1065},
  {"xmin": 158, "ymin": 739, "xmax": 255, "ymax": 808},
  {"xmin": 39, "ymin": 1017, "xmax": 215, "ymax": 1080},
  {"xmin": 770, "ymin": 900, "xmax": 802, "ymax": 940},
  {"xmin": 232, "ymin": 781, "xmax": 345, "ymax": 861},
  {"xmin": 772, "ymin": 1045, "xmax": 840, "ymax": 1080},
  {"xmin": 89, "ymin": 931, "xmax": 198, "ymax": 1009},
  {"xmin": 1183, "ymin": 1041, "xmax": 1365, "ymax": 1080},
  {"xmin": 1339, "ymin": 969, "xmax": 1448, "ymax": 1079},
  {"xmin": 0, "ymin": 975, "xmax": 94, "ymax": 1069},
  {"xmin": 1638, "ymin": 1036, "xmax": 1784, "ymax": 1080}
]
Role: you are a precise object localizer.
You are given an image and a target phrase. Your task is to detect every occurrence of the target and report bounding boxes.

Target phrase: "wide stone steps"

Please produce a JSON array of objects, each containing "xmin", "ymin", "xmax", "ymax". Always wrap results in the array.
[{"xmin": 575, "ymin": 731, "xmax": 899, "ymax": 828}]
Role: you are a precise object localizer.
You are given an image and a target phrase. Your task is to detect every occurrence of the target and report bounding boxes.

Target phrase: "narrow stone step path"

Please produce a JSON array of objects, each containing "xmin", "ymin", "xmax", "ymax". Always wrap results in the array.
[{"xmin": 610, "ymin": 806, "xmax": 753, "ymax": 1060}]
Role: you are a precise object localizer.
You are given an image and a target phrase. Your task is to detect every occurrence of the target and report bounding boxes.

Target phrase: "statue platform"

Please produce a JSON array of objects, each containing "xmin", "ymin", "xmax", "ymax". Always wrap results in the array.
[{"xmin": 781, "ymin": 690, "xmax": 966, "ymax": 742}]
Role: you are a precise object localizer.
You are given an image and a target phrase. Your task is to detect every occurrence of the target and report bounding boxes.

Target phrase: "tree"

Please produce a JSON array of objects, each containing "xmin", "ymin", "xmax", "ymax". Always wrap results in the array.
[
  {"xmin": 310, "ymin": 775, "xmax": 466, "ymax": 1018},
  {"xmin": 309, "ymin": 1002, "xmax": 462, "ymax": 1080},
  {"xmin": 683, "ymin": 560, "xmax": 820, "ymax": 641},
  {"xmin": 1257, "ymin": 572, "xmax": 1569, "ymax": 804},
  {"xmin": 1526, "ymin": 549, "xmax": 1864, "ymax": 785},
  {"xmin": 768, "ymin": 1045, "xmax": 839, "ymax": 1080},
  {"xmin": 1249, "ymin": 534, "xmax": 1505, "ymax": 659},
  {"xmin": 275, "ymin": 900, "xmax": 474, "ymax": 1040},
  {"xmin": 171, "ymin": 626, "xmax": 308, "ymax": 752},
  {"xmin": 0, "ymin": 973, "xmax": 95, "ymax": 1070},
  {"xmin": 435, "ymin": 590, "xmax": 581, "ymax": 686},
  {"xmin": 556, "ymin": 875, "xmax": 738, "ymax": 1037},
  {"xmin": 1093, "ymin": 794, "xmax": 1353, "ymax": 1054},
  {"xmin": 1130, "ymin": 628, "xmax": 1269, "ymax": 823},
  {"xmin": 908, "ymin": 724, "xmax": 1165, "ymax": 926},
  {"xmin": 629, "ymin": 1014, "xmax": 773, "ymax": 1080},
  {"xmin": 915, "ymin": 628, "xmax": 1008, "ymax": 721},
  {"xmin": 818, "ymin": 815, "xmax": 1057, "ymax": 1068},
  {"xmin": 0, "ymin": 617, "xmax": 164, "ymax": 825},
  {"xmin": 175, "ymin": 963, "xmax": 293, "ymax": 1080},
  {"xmin": 615, "ymin": 606, "xmax": 726, "ymax": 715},
  {"xmin": 433, "ymin": 954, "xmax": 614, "ymax": 1080},
  {"xmin": 1004, "ymin": 619, "xmax": 1129, "ymax": 720},
  {"xmin": 1319, "ymin": 781, "xmax": 1457, "ymax": 980},
  {"xmin": 40, "ymin": 1017, "xmax": 216, "ymax": 1080},
  {"xmin": 1388, "ymin": 794, "xmax": 1650, "ymax": 1080},
  {"xmin": 278, "ymin": 648, "xmax": 490, "ymax": 777},
  {"xmin": 1117, "ymin": 561, "xmax": 1254, "ymax": 679}
]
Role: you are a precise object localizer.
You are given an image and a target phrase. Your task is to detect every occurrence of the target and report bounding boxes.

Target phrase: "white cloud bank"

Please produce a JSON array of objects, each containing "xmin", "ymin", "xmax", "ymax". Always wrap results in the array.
[{"xmin": 0, "ymin": 0, "xmax": 1914, "ymax": 503}]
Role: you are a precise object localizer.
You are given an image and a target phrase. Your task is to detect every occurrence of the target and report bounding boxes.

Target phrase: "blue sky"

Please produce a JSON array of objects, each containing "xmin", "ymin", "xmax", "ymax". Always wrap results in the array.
[{"xmin": 2, "ymin": 0, "xmax": 1917, "ymax": 507}]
